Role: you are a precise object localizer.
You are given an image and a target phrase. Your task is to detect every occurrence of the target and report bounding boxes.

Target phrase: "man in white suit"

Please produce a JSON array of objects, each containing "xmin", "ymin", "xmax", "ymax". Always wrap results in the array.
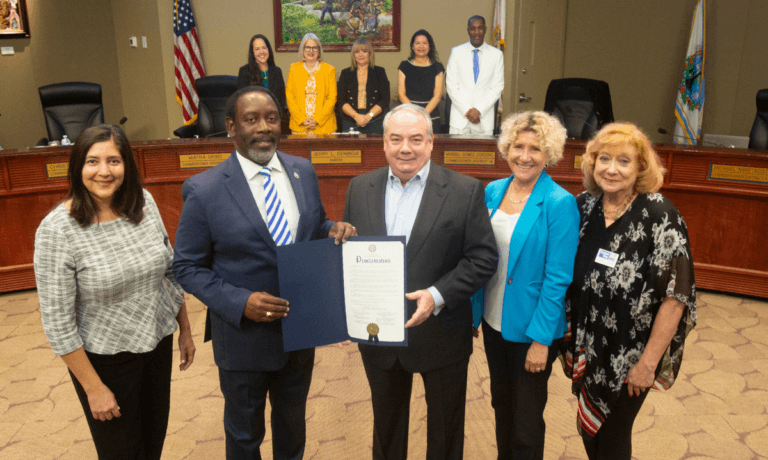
[{"xmin": 446, "ymin": 15, "xmax": 505, "ymax": 135}]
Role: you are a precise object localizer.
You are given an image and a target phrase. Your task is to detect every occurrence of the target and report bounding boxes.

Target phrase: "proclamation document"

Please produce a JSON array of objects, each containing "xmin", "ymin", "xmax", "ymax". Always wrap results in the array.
[
  {"xmin": 277, "ymin": 236, "xmax": 407, "ymax": 351},
  {"xmin": 342, "ymin": 241, "xmax": 405, "ymax": 343}
]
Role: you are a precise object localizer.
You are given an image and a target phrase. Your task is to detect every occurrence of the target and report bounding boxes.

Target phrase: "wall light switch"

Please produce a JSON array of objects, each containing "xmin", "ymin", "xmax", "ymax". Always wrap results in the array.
[
  {"xmin": 141, "ymin": 36, "xmax": 147, "ymax": 48},
  {"xmin": 129, "ymin": 36, "xmax": 138, "ymax": 47},
  {"xmin": 0, "ymin": 46, "xmax": 14, "ymax": 55}
]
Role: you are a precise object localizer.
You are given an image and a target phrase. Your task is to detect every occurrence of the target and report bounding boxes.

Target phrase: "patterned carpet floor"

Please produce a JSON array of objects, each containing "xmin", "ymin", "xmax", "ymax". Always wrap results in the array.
[{"xmin": 0, "ymin": 289, "xmax": 766, "ymax": 459}]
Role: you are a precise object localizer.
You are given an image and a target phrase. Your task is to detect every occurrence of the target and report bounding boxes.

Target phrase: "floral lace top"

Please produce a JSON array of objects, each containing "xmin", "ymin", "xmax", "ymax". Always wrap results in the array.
[
  {"xmin": 561, "ymin": 192, "xmax": 696, "ymax": 437},
  {"xmin": 304, "ymin": 64, "xmax": 318, "ymax": 120}
]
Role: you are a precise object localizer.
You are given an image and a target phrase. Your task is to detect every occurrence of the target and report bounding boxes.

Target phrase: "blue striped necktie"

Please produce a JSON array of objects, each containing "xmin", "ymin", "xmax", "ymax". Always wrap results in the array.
[
  {"xmin": 259, "ymin": 167, "xmax": 293, "ymax": 246},
  {"xmin": 473, "ymin": 49, "xmax": 479, "ymax": 83}
]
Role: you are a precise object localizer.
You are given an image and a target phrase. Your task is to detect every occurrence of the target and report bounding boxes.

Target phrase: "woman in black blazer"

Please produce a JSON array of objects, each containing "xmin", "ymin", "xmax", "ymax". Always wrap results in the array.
[
  {"xmin": 336, "ymin": 38, "xmax": 390, "ymax": 134},
  {"xmin": 237, "ymin": 34, "xmax": 287, "ymax": 125}
]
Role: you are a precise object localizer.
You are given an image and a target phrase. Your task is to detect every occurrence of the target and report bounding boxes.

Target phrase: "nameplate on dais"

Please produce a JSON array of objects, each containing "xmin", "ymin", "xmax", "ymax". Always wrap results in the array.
[
  {"xmin": 573, "ymin": 155, "xmax": 583, "ymax": 170},
  {"xmin": 311, "ymin": 150, "xmax": 362, "ymax": 164},
  {"xmin": 709, "ymin": 164, "xmax": 768, "ymax": 184},
  {"xmin": 45, "ymin": 162, "xmax": 69, "ymax": 179},
  {"xmin": 179, "ymin": 153, "xmax": 230, "ymax": 169},
  {"xmin": 443, "ymin": 151, "xmax": 495, "ymax": 166}
]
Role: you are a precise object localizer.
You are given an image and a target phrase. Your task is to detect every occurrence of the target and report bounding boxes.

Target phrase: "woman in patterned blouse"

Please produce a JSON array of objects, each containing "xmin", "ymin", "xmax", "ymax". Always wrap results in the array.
[
  {"xmin": 34, "ymin": 125, "xmax": 195, "ymax": 460},
  {"xmin": 286, "ymin": 33, "xmax": 337, "ymax": 134},
  {"xmin": 561, "ymin": 122, "xmax": 696, "ymax": 460}
]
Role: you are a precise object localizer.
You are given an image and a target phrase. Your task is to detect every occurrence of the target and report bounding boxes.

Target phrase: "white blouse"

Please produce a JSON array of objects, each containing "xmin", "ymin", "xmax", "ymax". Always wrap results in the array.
[{"xmin": 483, "ymin": 209, "xmax": 519, "ymax": 331}]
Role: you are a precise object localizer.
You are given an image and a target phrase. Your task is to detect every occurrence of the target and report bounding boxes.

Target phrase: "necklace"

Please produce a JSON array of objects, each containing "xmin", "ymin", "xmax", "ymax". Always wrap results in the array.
[
  {"xmin": 603, "ymin": 193, "xmax": 635, "ymax": 216},
  {"xmin": 507, "ymin": 187, "xmax": 531, "ymax": 204}
]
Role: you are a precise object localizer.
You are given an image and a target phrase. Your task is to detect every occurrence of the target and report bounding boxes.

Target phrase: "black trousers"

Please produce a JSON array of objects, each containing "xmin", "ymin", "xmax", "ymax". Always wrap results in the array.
[
  {"xmin": 217, "ymin": 349, "xmax": 315, "ymax": 460},
  {"xmin": 581, "ymin": 384, "xmax": 650, "ymax": 460},
  {"xmin": 362, "ymin": 355, "xmax": 470, "ymax": 460},
  {"xmin": 70, "ymin": 334, "xmax": 174, "ymax": 460},
  {"xmin": 482, "ymin": 320, "xmax": 559, "ymax": 460}
]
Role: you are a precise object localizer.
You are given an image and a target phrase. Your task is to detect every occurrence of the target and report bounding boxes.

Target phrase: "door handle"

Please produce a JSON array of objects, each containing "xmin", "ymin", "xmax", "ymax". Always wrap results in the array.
[{"xmin": 519, "ymin": 93, "xmax": 532, "ymax": 103}]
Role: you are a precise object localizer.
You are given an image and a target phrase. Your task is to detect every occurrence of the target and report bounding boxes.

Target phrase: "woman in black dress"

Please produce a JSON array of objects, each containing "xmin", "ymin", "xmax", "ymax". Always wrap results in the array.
[
  {"xmin": 337, "ymin": 38, "xmax": 390, "ymax": 134},
  {"xmin": 397, "ymin": 29, "xmax": 444, "ymax": 122},
  {"xmin": 237, "ymin": 34, "xmax": 287, "ymax": 121}
]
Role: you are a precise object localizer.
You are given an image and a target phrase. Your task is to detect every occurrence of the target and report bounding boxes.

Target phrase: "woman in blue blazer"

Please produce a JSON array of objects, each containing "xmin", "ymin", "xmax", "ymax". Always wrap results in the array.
[{"xmin": 472, "ymin": 111, "xmax": 579, "ymax": 460}]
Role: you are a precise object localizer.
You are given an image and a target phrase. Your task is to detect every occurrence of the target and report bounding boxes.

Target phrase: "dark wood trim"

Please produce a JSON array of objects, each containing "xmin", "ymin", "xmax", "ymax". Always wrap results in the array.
[{"xmin": 2, "ymin": 136, "xmax": 766, "ymax": 298}]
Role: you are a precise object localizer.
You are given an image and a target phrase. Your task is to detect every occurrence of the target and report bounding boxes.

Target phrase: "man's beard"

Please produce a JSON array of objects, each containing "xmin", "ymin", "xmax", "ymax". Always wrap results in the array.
[{"xmin": 245, "ymin": 145, "xmax": 277, "ymax": 165}]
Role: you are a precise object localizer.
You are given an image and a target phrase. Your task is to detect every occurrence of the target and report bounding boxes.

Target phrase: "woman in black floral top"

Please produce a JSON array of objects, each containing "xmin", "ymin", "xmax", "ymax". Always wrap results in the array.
[{"xmin": 561, "ymin": 122, "xmax": 696, "ymax": 460}]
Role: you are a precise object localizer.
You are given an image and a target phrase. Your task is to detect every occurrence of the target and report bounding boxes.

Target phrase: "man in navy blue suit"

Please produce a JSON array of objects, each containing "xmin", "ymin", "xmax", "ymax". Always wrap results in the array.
[{"xmin": 173, "ymin": 86, "xmax": 355, "ymax": 459}]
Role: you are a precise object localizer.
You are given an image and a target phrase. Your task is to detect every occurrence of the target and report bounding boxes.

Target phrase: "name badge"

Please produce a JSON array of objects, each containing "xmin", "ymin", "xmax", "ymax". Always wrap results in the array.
[{"xmin": 595, "ymin": 249, "xmax": 619, "ymax": 268}]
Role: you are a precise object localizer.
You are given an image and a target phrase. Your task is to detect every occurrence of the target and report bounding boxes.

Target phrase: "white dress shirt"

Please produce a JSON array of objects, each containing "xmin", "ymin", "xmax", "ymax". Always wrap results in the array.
[
  {"xmin": 384, "ymin": 160, "xmax": 445, "ymax": 313},
  {"xmin": 236, "ymin": 151, "xmax": 300, "ymax": 240}
]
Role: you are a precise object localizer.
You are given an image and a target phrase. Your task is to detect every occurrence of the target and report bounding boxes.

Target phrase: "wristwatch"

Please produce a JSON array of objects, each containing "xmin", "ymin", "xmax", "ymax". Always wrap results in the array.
[{"xmin": 367, "ymin": 112, "xmax": 374, "ymax": 118}]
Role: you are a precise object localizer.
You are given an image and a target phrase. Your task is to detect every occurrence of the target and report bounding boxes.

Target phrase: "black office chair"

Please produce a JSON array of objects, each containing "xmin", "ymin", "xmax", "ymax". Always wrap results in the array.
[
  {"xmin": 38, "ymin": 82, "xmax": 105, "ymax": 144},
  {"xmin": 174, "ymin": 75, "xmax": 239, "ymax": 138},
  {"xmin": 543, "ymin": 78, "xmax": 614, "ymax": 139},
  {"xmin": 748, "ymin": 89, "xmax": 768, "ymax": 150}
]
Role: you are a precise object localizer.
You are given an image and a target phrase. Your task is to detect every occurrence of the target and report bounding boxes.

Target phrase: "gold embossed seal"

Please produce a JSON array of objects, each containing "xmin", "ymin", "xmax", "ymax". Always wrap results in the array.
[{"xmin": 367, "ymin": 323, "xmax": 379, "ymax": 336}]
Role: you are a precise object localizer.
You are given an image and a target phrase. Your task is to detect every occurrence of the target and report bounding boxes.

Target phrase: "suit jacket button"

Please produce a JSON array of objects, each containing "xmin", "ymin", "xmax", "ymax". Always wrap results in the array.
[{"xmin": 507, "ymin": 278, "xmax": 512, "ymax": 284}]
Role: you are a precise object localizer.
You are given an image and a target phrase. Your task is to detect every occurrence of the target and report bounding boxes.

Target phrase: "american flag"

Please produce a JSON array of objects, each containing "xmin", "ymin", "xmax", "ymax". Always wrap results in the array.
[{"xmin": 174, "ymin": 0, "xmax": 206, "ymax": 124}]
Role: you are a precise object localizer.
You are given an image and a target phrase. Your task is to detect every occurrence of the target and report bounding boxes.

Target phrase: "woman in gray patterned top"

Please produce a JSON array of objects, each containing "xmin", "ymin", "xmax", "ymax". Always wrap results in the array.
[
  {"xmin": 34, "ymin": 125, "xmax": 195, "ymax": 460},
  {"xmin": 561, "ymin": 122, "xmax": 696, "ymax": 460}
]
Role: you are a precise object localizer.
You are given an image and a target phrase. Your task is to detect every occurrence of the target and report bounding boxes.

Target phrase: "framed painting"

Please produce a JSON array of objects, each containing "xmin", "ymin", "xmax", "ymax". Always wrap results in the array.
[
  {"xmin": 0, "ymin": 0, "xmax": 30, "ymax": 38},
  {"xmin": 274, "ymin": 0, "xmax": 400, "ymax": 52}
]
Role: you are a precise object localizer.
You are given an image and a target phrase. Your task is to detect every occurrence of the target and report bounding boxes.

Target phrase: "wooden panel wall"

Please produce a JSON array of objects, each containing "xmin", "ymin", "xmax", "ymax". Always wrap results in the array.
[{"xmin": 1, "ymin": 137, "xmax": 766, "ymax": 298}]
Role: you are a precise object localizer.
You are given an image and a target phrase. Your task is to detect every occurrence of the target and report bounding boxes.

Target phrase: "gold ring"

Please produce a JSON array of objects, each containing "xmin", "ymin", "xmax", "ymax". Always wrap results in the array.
[{"xmin": 266, "ymin": 312, "xmax": 272, "ymax": 318}]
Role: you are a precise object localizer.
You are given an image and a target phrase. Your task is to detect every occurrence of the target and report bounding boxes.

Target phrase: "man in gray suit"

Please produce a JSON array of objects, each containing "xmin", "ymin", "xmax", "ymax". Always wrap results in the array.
[{"xmin": 342, "ymin": 104, "xmax": 498, "ymax": 460}]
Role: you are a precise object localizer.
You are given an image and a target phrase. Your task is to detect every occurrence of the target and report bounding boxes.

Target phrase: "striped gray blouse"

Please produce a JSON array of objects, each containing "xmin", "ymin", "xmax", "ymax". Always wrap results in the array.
[{"xmin": 34, "ymin": 190, "xmax": 184, "ymax": 356}]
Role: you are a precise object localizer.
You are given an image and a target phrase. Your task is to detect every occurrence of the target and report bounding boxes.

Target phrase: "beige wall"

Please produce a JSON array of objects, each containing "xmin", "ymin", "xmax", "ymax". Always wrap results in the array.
[
  {"xmin": 158, "ymin": 0, "xmax": 506, "ymax": 138},
  {"xmin": 0, "ymin": 0, "xmax": 123, "ymax": 151},
  {"xmin": 110, "ymin": 0, "xmax": 171, "ymax": 142},
  {"xmin": 6, "ymin": 0, "xmax": 764, "ymax": 149},
  {"xmin": 563, "ymin": 0, "xmax": 768, "ymax": 143},
  {"xmin": 0, "ymin": 0, "xmax": 504, "ymax": 150}
]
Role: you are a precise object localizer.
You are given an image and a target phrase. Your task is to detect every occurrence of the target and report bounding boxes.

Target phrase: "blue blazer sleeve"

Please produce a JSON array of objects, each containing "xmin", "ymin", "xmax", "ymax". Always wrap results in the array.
[
  {"xmin": 471, "ymin": 175, "xmax": 579, "ymax": 344},
  {"xmin": 173, "ymin": 178, "xmax": 253, "ymax": 328},
  {"xmin": 525, "ymin": 191, "xmax": 579, "ymax": 345},
  {"xmin": 303, "ymin": 159, "xmax": 336, "ymax": 238}
]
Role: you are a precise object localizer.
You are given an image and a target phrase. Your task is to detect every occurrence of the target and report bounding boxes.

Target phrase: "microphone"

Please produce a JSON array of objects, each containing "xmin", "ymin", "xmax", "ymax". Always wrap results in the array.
[
  {"xmin": 657, "ymin": 127, "xmax": 687, "ymax": 141},
  {"xmin": 657, "ymin": 127, "xmax": 681, "ymax": 137},
  {"xmin": 205, "ymin": 130, "xmax": 229, "ymax": 138},
  {"xmin": 658, "ymin": 127, "xmax": 721, "ymax": 147}
]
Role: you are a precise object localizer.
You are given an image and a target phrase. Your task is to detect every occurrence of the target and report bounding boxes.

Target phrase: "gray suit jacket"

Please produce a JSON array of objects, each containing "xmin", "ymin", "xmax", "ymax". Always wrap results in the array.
[{"xmin": 343, "ymin": 162, "xmax": 498, "ymax": 373}]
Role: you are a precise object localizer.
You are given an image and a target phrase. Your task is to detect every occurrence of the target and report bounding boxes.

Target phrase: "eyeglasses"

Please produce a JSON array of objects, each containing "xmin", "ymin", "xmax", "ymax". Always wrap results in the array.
[{"xmin": 304, "ymin": 46, "xmax": 319, "ymax": 52}]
